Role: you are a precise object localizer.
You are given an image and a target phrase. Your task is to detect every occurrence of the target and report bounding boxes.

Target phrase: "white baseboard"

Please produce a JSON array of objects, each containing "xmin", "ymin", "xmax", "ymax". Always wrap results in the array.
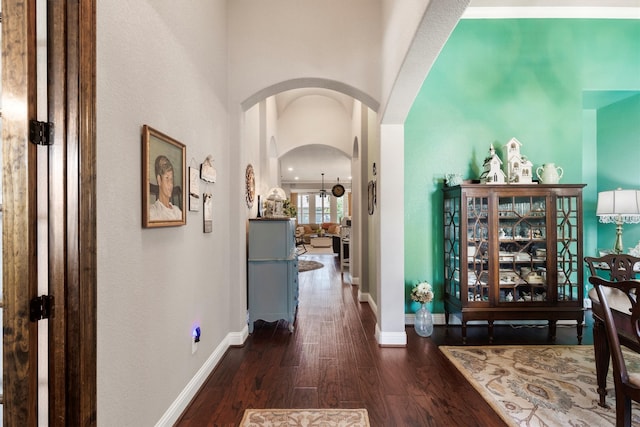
[
  {"xmin": 155, "ymin": 329, "xmax": 247, "ymax": 426},
  {"xmin": 358, "ymin": 290, "xmax": 369, "ymax": 303},
  {"xmin": 375, "ymin": 323, "xmax": 407, "ymax": 346}
]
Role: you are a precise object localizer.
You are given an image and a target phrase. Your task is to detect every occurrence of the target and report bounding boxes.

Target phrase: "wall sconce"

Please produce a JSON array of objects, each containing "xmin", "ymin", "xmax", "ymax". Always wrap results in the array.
[{"xmin": 596, "ymin": 188, "xmax": 640, "ymax": 254}]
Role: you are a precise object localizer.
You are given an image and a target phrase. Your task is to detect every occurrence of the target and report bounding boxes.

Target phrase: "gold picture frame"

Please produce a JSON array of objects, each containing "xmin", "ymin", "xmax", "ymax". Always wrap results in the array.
[{"xmin": 142, "ymin": 125, "xmax": 186, "ymax": 228}]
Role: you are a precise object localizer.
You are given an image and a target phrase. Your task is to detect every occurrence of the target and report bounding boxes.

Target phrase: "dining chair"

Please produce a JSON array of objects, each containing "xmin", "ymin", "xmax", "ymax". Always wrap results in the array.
[
  {"xmin": 585, "ymin": 254, "xmax": 640, "ymax": 409},
  {"xmin": 591, "ymin": 274, "xmax": 640, "ymax": 426}
]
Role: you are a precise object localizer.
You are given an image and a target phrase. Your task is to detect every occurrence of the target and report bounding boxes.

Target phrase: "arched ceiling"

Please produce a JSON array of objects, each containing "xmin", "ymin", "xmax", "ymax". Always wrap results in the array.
[
  {"xmin": 279, "ymin": 144, "xmax": 351, "ymax": 187},
  {"xmin": 274, "ymin": 88, "xmax": 355, "ymax": 186}
]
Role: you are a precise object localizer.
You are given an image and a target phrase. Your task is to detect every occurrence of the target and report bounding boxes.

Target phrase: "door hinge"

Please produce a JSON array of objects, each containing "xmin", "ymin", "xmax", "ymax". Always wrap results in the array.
[
  {"xmin": 29, "ymin": 120, "xmax": 54, "ymax": 146},
  {"xmin": 30, "ymin": 295, "xmax": 54, "ymax": 322}
]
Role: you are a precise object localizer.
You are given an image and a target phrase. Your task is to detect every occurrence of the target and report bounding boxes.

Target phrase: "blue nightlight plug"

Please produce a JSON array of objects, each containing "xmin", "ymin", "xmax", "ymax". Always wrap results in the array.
[{"xmin": 193, "ymin": 326, "xmax": 201, "ymax": 343}]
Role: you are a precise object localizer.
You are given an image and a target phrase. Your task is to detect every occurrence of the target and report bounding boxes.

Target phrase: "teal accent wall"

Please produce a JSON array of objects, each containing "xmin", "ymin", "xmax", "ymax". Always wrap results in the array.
[
  {"xmin": 596, "ymin": 94, "xmax": 640, "ymax": 252},
  {"xmin": 404, "ymin": 19, "xmax": 640, "ymax": 314}
]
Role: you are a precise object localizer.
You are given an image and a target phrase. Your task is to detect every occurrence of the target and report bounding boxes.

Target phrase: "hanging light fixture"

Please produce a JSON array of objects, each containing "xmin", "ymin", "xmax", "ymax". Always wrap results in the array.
[{"xmin": 319, "ymin": 173, "xmax": 327, "ymax": 198}]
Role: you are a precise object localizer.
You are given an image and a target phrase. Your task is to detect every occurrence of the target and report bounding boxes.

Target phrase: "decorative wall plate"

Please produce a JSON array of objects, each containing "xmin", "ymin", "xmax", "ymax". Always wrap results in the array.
[{"xmin": 245, "ymin": 164, "xmax": 255, "ymax": 208}]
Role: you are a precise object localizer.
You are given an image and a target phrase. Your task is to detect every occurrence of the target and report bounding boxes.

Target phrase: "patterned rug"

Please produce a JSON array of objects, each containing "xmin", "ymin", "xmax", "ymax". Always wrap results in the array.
[
  {"xmin": 240, "ymin": 408, "xmax": 370, "ymax": 426},
  {"xmin": 298, "ymin": 260, "xmax": 324, "ymax": 272},
  {"xmin": 440, "ymin": 345, "xmax": 640, "ymax": 426}
]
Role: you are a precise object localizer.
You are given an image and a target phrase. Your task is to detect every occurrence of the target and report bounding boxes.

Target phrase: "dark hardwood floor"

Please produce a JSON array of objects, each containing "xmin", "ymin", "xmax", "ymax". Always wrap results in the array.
[{"xmin": 176, "ymin": 253, "xmax": 592, "ymax": 427}]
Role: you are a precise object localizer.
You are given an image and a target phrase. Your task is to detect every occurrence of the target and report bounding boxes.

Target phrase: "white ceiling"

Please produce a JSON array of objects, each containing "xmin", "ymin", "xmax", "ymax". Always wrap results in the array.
[
  {"xmin": 279, "ymin": 143, "xmax": 351, "ymax": 188},
  {"xmin": 274, "ymin": 88, "xmax": 354, "ymax": 188}
]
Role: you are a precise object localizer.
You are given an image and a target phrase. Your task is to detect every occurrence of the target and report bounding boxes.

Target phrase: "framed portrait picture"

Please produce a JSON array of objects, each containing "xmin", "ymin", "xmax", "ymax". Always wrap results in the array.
[{"xmin": 142, "ymin": 125, "xmax": 187, "ymax": 228}]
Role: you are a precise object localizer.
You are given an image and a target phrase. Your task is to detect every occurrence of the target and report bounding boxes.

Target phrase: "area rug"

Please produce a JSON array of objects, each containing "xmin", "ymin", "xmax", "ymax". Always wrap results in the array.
[
  {"xmin": 240, "ymin": 408, "xmax": 370, "ymax": 426},
  {"xmin": 440, "ymin": 345, "xmax": 640, "ymax": 426},
  {"xmin": 303, "ymin": 246, "xmax": 335, "ymax": 255},
  {"xmin": 298, "ymin": 260, "xmax": 324, "ymax": 272}
]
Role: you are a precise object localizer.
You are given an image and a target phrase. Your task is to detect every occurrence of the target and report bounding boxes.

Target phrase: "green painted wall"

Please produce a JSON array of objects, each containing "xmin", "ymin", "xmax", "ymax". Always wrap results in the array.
[
  {"xmin": 596, "ymin": 94, "xmax": 640, "ymax": 253},
  {"xmin": 404, "ymin": 19, "xmax": 640, "ymax": 314}
]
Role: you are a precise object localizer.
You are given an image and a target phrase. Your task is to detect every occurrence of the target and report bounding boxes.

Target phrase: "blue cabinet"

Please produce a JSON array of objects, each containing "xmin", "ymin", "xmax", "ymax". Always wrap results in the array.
[{"xmin": 247, "ymin": 219, "xmax": 298, "ymax": 333}]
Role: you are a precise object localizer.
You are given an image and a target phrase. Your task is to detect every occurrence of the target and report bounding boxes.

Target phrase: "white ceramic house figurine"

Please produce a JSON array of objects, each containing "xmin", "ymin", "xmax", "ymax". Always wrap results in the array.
[
  {"xmin": 504, "ymin": 137, "xmax": 533, "ymax": 184},
  {"xmin": 480, "ymin": 144, "xmax": 506, "ymax": 184}
]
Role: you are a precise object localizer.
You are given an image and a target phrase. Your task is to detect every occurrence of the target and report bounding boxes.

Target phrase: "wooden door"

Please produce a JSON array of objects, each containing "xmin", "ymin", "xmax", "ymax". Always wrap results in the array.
[{"xmin": 2, "ymin": 0, "xmax": 96, "ymax": 425}]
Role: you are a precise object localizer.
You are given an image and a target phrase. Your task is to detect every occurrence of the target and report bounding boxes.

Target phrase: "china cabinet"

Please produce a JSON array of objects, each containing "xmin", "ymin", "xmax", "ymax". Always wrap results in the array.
[
  {"xmin": 443, "ymin": 183, "xmax": 586, "ymax": 343},
  {"xmin": 247, "ymin": 218, "xmax": 298, "ymax": 333}
]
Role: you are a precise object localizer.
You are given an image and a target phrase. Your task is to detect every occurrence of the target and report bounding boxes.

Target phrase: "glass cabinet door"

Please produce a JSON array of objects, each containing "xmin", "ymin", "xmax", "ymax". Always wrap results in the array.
[
  {"xmin": 556, "ymin": 195, "xmax": 581, "ymax": 302},
  {"xmin": 497, "ymin": 195, "xmax": 547, "ymax": 303},
  {"xmin": 444, "ymin": 194, "xmax": 460, "ymax": 301},
  {"xmin": 467, "ymin": 196, "xmax": 489, "ymax": 303}
]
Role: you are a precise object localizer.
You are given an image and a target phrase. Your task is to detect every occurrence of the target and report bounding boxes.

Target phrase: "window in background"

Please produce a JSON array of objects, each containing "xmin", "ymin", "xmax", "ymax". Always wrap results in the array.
[
  {"xmin": 337, "ymin": 196, "xmax": 344, "ymax": 222},
  {"xmin": 297, "ymin": 194, "xmax": 310, "ymax": 224},
  {"xmin": 314, "ymin": 194, "xmax": 331, "ymax": 223}
]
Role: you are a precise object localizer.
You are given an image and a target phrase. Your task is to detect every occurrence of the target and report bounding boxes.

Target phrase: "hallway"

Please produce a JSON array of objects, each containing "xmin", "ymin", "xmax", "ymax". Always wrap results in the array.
[{"xmin": 175, "ymin": 253, "xmax": 517, "ymax": 426}]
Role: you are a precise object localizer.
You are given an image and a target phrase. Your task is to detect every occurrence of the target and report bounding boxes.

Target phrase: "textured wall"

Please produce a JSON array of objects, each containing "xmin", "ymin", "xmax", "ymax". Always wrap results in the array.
[{"xmin": 97, "ymin": 1, "xmax": 229, "ymax": 425}]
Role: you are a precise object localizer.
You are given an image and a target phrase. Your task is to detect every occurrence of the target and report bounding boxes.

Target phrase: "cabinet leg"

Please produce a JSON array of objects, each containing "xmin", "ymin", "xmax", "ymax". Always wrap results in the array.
[
  {"xmin": 577, "ymin": 321, "xmax": 584, "ymax": 344},
  {"xmin": 462, "ymin": 321, "xmax": 467, "ymax": 344},
  {"xmin": 444, "ymin": 311, "xmax": 450, "ymax": 336},
  {"xmin": 488, "ymin": 320, "xmax": 494, "ymax": 344},
  {"xmin": 548, "ymin": 320, "xmax": 557, "ymax": 342}
]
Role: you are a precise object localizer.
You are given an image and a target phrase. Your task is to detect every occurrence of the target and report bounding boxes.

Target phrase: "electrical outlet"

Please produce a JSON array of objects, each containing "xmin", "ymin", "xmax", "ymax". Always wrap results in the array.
[{"xmin": 192, "ymin": 326, "xmax": 201, "ymax": 354}]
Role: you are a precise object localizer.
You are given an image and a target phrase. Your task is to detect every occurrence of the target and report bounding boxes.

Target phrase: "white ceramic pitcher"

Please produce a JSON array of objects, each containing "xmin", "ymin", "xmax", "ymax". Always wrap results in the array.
[{"xmin": 536, "ymin": 163, "xmax": 563, "ymax": 184}]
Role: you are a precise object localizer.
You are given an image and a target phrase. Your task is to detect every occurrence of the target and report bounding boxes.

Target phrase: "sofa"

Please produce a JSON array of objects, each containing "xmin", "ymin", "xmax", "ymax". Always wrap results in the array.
[
  {"xmin": 295, "ymin": 222, "xmax": 349, "ymax": 258},
  {"xmin": 296, "ymin": 222, "xmax": 341, "ymax": 244}
]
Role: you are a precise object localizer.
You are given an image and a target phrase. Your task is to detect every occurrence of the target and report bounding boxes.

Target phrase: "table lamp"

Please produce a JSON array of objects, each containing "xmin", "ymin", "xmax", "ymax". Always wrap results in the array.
[{"xmin": 596, "ymin": 188, "xmax": 640, "ymax": 254}]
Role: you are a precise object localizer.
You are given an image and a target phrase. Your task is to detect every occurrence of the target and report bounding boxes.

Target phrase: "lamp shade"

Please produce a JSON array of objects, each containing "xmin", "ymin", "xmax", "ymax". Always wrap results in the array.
[{"xmin": 596, "ymin": 189, "xmax": 640, "ymax": 224}]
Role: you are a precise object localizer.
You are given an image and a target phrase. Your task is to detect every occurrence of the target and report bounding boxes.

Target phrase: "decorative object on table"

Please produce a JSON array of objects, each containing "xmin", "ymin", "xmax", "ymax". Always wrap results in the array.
[
  {"xmin": 245, "ymin": 164, "xmax": 255, "ymax": 208},
  {"xmin": 203, "ymin": 192, "xmax": 212, "ymax": 233},
  {"xmin": 141, "ymin": 125, "xmax": 186, "ymax": 228},
  {"xmin": 479, "ymin": 144, "xmax": 506, "ymax": 184},
  {"xmin": 188, "ymin": 166, "xmax": 200, "ymax": 211},
  {"xmin": 503, "ymin": 137, "xmax": 533, "ymax": 184},
  {"xmin": 596, "ymin": 188, "xmax": 640, "ymax": 254},
  {"xmin": 200, "ymin": 154, "xmax": 216, "ymax": 183},
  {"xmin": 256, "ymin": 195, "xmax": 262, "ymax": 218},
  {"xmin": 264, "ymin": 187, "xmax": 287, "ymax": 218},
  {"xmin": 536, "ymin": 163, "xmax": 564, "ymax": 184},
  {"xmin": 367, "ymin": 180, "xmax": 376, "ymax": 215},
  {"xmin": 282, "ymin": 199, "xmax": 297, "ymax": 218},
  {"xmin": 411, "ymin": 281, "xmax": 434, "ymax": 337},
  {"xmin": 445, "ymin": 173, "xmax": 463, "ymax": 187},
  {"xmin": 332, "ymin": 177, "xmax": 345, "ymax": 197}
]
